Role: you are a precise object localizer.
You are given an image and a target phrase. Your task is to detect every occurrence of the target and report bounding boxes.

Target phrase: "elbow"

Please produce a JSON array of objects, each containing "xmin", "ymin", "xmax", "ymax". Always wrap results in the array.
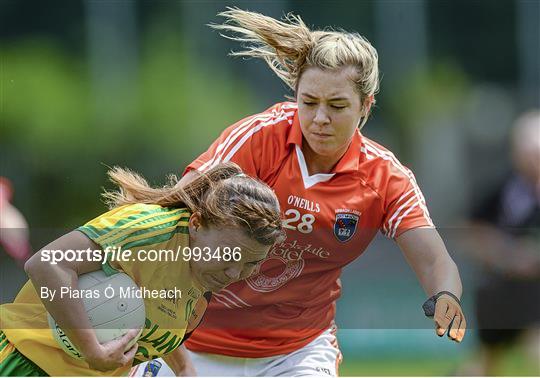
[
  {"xmin": 24, "ymin": 254, "xmax": 36, "ymax": 277},
  {"xmin": 24, "ymin": 250, "xmax": 44, "ymax": 278}
]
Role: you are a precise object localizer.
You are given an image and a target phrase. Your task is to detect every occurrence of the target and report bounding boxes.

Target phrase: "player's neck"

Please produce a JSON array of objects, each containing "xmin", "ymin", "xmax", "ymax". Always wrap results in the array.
[{"xmin": 301, "ymin": 143, "xmax": 344, "ymax": 175}]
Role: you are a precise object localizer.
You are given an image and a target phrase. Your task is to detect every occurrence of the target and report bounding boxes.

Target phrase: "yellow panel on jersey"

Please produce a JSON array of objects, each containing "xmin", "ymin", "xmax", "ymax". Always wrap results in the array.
[{"xmin": 0, "ymin": 204, "xmax": 209, "ymax": 376}]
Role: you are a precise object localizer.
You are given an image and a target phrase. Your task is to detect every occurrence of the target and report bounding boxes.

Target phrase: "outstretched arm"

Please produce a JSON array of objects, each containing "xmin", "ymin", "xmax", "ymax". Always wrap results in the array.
[{"xmin": 396, "ymin": 227, "xmax": 466, "ymax": 342}]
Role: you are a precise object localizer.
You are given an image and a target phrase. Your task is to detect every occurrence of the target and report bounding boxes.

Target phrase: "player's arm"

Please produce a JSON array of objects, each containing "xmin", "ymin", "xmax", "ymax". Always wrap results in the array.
[
  {"xmin": 163, "ymin": 345, "xmax": 197, "ymax": 376},
  {"xmin": 24, "ymin": 230, "xmax": 138, "ymax": 371},
  {"xmin": 396, "ymin": 227, "xmax": 466, "ymax": 342}
]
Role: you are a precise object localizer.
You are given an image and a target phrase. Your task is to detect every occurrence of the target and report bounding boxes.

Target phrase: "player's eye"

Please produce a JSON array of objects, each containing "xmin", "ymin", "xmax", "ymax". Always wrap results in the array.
[
  {"xmin": 331, "ymin": 104, "xmax": 346, "ymax": 109},
  {"xmin": 303, "ymin": 101, "xmax": 316, "ymax": 106}
]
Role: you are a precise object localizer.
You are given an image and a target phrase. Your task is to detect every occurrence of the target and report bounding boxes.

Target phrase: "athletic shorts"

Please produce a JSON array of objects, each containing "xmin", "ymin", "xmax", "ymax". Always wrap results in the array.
[
  {"xmin": 130, "ymin": 327, "xmax": 343, "ymax": 377},
  {"xmin": 0, "ymin": 331, "xmax": 48, "ymax": 377}
]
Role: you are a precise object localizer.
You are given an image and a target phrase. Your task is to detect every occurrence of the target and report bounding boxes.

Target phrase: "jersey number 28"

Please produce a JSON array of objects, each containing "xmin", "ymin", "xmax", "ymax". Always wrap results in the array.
[{"xmin": 282, "ymin": 209, "xmax": 315, "ymax": 234}]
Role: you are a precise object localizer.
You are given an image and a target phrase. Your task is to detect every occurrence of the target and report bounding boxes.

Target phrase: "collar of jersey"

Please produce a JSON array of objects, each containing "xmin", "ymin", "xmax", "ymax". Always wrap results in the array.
[{"xmin": 286, "ymin": 110, "xmax": 362, "ymax": 174}]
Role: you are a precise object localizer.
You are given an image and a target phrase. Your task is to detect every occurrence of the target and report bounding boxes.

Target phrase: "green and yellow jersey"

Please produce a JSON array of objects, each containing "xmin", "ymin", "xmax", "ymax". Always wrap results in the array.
[{"xmin": 0, "ymin": 204, "xmax": 210, "ymax": 376}]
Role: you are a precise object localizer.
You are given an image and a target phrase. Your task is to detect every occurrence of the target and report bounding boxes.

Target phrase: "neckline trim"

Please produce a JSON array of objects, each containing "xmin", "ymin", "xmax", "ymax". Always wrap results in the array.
[{"xmin": 295, "ymin": 145, "xmax": 335, "ymax": 189}]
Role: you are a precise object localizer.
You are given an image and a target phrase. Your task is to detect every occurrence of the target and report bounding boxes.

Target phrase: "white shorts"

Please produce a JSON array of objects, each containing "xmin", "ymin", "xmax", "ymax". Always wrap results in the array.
[{"xmin": 130, "ymin": 328, "xmax": 342, "ymax": 377}]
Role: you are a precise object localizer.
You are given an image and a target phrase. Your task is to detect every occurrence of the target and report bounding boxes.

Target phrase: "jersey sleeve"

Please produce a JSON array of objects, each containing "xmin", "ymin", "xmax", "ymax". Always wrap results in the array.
[
  {"xmin": 77, "ymin": 204, "xmax": 189, "ymax": 276},
  {"xmin": 184, "ymin": 103, "xmax": 295, "ymax": 181},
  {"xmin": 380, "ymin": 166, "xmax": 435, "ymax": 239}
]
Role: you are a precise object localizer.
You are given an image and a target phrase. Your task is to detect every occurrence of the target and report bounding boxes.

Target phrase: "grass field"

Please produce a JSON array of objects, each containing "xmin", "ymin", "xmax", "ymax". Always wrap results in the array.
[{"xmin": 339, "ymin": 349, "xmax": 540, "ymax": 376}]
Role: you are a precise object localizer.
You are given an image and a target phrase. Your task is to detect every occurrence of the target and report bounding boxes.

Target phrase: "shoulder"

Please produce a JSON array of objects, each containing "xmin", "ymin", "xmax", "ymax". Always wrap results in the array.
[
  {"xmin": 225, "ymin": 101, "xmax": 297, "ymax": 158},
  {"xmin": 358, "ymin": 135, "xmax": 418, "ymax": 196},
  {"xmin": 78, "ymin": 204, "xmax": 190, "ymax": 246},
  {"xmin": 261, "ymin": 101, "xmax": 298, "ymax": 120},
  {"xmin": 215, "ymin": 101, "xmax": 297, "ymax": 149},
  {"xmin": 239, "ymin": 101, "xmax": 297, "ymax": 137},
  {"xmin": 87, "ymin": 204, "xmax": 189, "ymax": 224}
]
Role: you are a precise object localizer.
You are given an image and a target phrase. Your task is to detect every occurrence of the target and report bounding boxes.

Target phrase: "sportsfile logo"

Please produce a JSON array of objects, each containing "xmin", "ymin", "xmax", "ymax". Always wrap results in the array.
[{"xmin": 39, "ymin": 246, "xmax": 242, "ymax": 264}]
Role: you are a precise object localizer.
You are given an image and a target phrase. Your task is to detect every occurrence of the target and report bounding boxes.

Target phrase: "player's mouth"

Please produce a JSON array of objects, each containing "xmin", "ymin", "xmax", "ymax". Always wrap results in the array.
[{"xmin": 311, "ymin": 132, "xmax": 333, "ymax": 140}]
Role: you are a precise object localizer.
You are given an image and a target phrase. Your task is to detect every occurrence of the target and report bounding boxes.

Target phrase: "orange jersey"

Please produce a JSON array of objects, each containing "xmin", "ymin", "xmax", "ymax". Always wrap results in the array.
[{"xmin": 184, "ymin": 102, "xmax": 434, "ymax": 357}]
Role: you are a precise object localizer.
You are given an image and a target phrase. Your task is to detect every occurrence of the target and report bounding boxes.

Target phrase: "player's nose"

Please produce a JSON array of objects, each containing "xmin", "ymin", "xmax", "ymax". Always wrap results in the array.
[{"xmin": 313, "ymin": 106, "xmax": 330, "ymax": 125}]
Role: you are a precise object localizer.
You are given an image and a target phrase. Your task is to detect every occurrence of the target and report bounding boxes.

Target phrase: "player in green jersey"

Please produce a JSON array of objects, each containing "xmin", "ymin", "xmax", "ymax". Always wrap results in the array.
[{"xmin": 1, "ymin": 162, "xmax": 284, "ymax": 376}]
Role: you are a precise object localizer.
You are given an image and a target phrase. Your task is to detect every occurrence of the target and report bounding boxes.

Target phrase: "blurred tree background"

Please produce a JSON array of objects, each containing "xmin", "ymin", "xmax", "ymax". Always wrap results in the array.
[{"xmin": 1, "ymin": 0, "xmax": 538, "ymax": 375}]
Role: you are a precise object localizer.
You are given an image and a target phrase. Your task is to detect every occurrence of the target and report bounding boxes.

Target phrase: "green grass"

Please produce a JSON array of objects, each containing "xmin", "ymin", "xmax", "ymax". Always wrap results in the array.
[
  {"xmin": 339, "ymin": 351, "xmax": 539, "ymax": 376},
  {"xmin": 339, "ymin": 358, "xmax": 460, "ymax": 376}
]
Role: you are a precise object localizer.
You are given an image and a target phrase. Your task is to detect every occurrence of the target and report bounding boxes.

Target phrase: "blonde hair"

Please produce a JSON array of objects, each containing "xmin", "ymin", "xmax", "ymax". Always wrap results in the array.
[
  {"xmin": 103, "ymin": 162, "xmax": 284, "ymax": 246},
  {"xmin": 212, "ymin": 8, "xmax": 380, "ymax": 127}
]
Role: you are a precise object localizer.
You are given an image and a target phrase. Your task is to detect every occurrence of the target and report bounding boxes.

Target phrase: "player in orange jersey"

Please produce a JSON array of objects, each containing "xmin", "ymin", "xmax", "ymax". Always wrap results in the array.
[{"xmin": 135, "ymin": 8, "xmax": 467, "ymax": 377}]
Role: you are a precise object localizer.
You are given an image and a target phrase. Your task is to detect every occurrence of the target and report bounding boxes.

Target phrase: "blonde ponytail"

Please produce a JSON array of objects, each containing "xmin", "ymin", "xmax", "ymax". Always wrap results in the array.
[
  {"xmin": 212, "ymin": 8, "xmax": 312, "ymax": 91},
  {"xmin": 212, "ymin": 7, "xmax": 380, "ymax": 125}
]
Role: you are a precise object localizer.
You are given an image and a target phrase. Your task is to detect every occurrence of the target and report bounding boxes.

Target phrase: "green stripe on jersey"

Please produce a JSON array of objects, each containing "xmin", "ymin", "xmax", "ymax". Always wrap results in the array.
[
  {"xmin": 78, "ymin": 206, "xmax": 190, "ymax": 248},
  {"xmin": 0, "ymin": 340, "xmax": 8, "ymax": 352},
  {"xmin": 90, "ymin": 207, "xmax": 175, "ymax": 244},
  {"xmin": 121, "ymin": 226, "xmax": 189, "ymax": 250},
  {"xmin": 101, "ymin": 261, "xmax": 120, "ymax": 277},
  {"xmin": 106, "ymin": 217, "xmax": 184, "ymax": 247},
  {"xmin": 98, "ymin": 210, "xmax": 189, "ymax": 246},
  {"xmin": 81, "ymin": 206, "xmax": 164, "ymax": 237}
]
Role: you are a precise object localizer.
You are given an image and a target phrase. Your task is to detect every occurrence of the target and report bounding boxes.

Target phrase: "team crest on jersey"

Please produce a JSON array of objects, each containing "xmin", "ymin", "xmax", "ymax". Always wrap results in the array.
[{"xmin": 334, "ymin": 212, "xmax": 359, "ymax": 242}]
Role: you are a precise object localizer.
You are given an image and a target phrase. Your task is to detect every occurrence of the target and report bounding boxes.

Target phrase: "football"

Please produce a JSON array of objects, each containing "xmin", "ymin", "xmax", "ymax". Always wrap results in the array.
[{"xmin": 47, "ymin": 270, "xmax": 145, "ymax": 360}]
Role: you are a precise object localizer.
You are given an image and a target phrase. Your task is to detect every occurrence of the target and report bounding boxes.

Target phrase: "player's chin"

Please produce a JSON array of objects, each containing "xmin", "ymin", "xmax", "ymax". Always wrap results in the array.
[{"xmin": 306, "ymin": 140, "xmax": 337, "ymax": 156}]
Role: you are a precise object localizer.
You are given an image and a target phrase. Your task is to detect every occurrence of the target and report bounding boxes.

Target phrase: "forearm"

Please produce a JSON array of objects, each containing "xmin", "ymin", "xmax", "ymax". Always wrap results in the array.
[
  {"xmin": 163, "ymin": 345, "xmax": 194, "ymax": 376},
  {"xmin": 25, "ymin": 254, "xmax": 99, "ymax": 354},
  {"xmin": 416, "ymin": 255, "xmax": 462, "ymax": 298},
  {"xmin": 397, "ymin": 228, "xmax": 463, "ymax": 298},
  {"xmin": 24, "ymin": 231, "xmax": 105, "ymax": 356}
]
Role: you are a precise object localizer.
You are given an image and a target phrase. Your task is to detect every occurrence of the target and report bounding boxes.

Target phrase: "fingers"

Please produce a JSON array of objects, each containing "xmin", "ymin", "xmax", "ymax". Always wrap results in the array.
[
  {"xmin": 433, "ymin": 295, "xmax": 466, "ymax": 342},
  {"xmin": 434, "ymin": 299, "xmax": 451, "ymax": 336},
  {"xmin": 119, "ymin": 329, "xmax": 140, "ymax": 365},
  {"xmin": 448, "ymin": 312, "xmax": 460, "ymax": 341},
  {"xmin": 121, "ymin": 342, "xmax": 139, "ymax": 365},
  {"xmin": 123, "ymin": 328, "xmax": 141, "ymax": 345},
  {"xmin": 103, "ymin": 329, "xmax": 140, "ymax": 356},
  {"xmin": 452, "ymin": 311, "xmax": 467, "ymax": 342}
]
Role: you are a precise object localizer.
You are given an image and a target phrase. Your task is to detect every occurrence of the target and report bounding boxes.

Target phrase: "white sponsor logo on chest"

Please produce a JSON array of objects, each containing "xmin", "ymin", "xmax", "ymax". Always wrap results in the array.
[{"xmin": 287, "ymin": 195, "xmax": 321, "ymax": 213}]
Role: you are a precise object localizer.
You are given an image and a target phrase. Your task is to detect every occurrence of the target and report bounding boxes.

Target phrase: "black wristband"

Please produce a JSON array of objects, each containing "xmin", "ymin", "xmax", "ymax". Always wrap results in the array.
[{"xmin": 422, "ymin": 291, "xmax": 461, "ymax": 318}]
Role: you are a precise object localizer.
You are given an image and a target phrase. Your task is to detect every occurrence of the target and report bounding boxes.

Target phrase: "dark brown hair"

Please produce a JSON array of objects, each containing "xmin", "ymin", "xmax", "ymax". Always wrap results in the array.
[{"xmin": 103, "ymin": 162, "xmax": 284, "ymax": 246}]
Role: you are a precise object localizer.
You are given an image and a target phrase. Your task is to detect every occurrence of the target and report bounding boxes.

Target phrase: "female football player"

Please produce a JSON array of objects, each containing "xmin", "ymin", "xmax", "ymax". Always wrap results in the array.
[
  {"xmin": 0, "ymin": 162, "xmax": 284, "ymax": 376},
  {"xmin": 141, "ymin": 8, "xmax": 467, "ymax": 377}
]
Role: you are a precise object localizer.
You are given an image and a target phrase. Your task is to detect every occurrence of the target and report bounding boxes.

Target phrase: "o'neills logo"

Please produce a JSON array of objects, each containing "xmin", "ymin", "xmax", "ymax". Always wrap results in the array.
[{"xmin": 246, "ymin": 240, "xmax": 330, "ymax": 292}]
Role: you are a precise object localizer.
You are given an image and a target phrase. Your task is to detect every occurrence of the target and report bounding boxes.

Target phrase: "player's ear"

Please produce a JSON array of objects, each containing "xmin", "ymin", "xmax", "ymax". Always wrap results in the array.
[
  {"xmin": 362, "ymin": 95, "xmax": 374, "ymax": 116},
  {"xmin": 189, "ymin": 212, "xmax": 203, "ymax": 235}
]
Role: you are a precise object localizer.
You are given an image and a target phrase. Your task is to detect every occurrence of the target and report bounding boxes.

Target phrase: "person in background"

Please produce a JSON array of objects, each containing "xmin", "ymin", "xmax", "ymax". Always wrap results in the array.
[
  {"xmin": 137, "ymin": 8, "xmax": 467, "ymax": 377},
  {"xmin": 0, "ymin": 177, "xmax": 31, "ymax": 265},
  {"xmin": 463, "ymin": 110, "xmax": 540, "ymax": 376}
]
